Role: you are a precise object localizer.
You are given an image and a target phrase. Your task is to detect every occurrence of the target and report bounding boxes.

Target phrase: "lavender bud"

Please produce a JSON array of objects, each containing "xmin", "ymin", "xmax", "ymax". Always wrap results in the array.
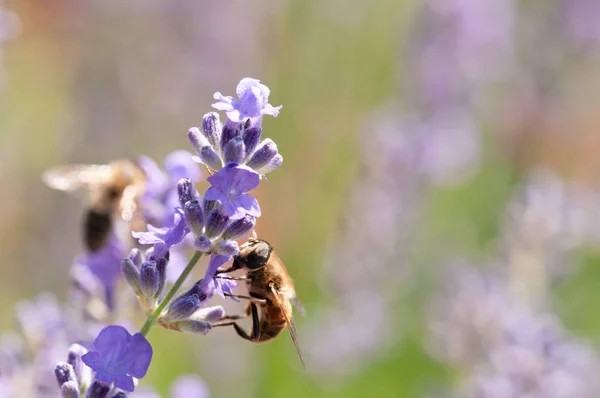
[
  {"xmin": 243, "ymin": 127, "xmax": 262, "ymax": 157},
  {"xmin": 55, "ymin": 362, "xmax": 77, "ymax": 386},
  {"xmin": 246, "ymin": 139, "xmax": 279, "ymax": 171},
  {"xmin": 139, "ymin": 261, "xmax": 159, "ymax": 298},
  {"xmin": 194, "ymin": 235, "xmax": 212, "ymax": 252},
  {"xmin": 214, "ymin": 239, "xmax": 239, "ymax": 256},
  {"xmin": 60, "ymin": 381, "xmax": 80, "ymax": 398},
  {"xmin": 86, "ymin": 380, "xmax": 110, "ymax": 398},
  {"xmin": 201, "ymin": 112, "xmax": 222, "ymax": 148},
  {"xmin": 205, "ymin": 208, "xmax": 229, "ymax": 238},
  {"xmin": 187, "ymin": 127, "xmax": 210, "ymax": 154},
  {"xmin": 155, "ymin": 260, "xmax": 167, "ymax": 299},
  {"xmin": 175, "ymin": 319, "xmax": 212, "ymax": 335},
  {"xmin": 223, "ymin": 136, "xmax": 246, "ymax": 164},
  {"xmin": 128, "ymin": 248, "xmax": 142, "ymax": 267},
  {"xmin": 184, "ymin": 199, "xmax": 205, "ymax": 236},
  {"xmin": 177, "ymin": 178, "xmax": 196, "ymax": 208},
  {"xmin": 162, "ymin": 295, "xmax": 203, "ymax": 323},
  {"xmin": 67, "ymin": 344, "xmax": 89, "ymax": 387},
  {"xmin": 255, "ymin": 153, "xmax": 283, "ymax": 175},
  {"xmin": 121, "ymin": 259, "xmax": 142, "ymax": 296},
  {"xmin": 199, "ymin": 146, "xmax": 223, "ymax": 171},
  {"xmin": 222, "ymin": 215, "xmax": 256, "ymax": 240},
  {"xmin": 220, "ymin": 121, "xmax": 240, "ymax": 152},
  {"xmin": 203, "ymin": 199, "xmax": 220, "ymax": 215},
  {"xmin": 190, "ymin": 305, "xmax": 226, "ymax": 323}
]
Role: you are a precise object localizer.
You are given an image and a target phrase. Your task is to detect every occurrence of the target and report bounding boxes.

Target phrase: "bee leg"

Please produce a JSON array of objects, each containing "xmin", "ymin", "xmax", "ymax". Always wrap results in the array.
[
  {"xmin": 215, "ymin": 275, "xmax": 251, "ymax": 281},
  {"xmin": 211, "ymin": 321, "xmax": 253, "ymax": 341},
  {"xmin": 224, "ymin": 293, "xmax": 267, "ymax": 305},
  {"xmin": 212, "ymin": 303, "xmax": 261, "ymax": 343}
]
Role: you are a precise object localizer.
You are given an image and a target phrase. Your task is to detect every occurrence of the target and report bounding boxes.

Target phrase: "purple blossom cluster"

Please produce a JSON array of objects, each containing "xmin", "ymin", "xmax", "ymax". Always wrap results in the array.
[
  {"xmin": 46, "ymin": 77, "xmax": 283, "ymax": 396},
  {"xmin": 428, "ymin": 265, "xmax": 600, "ymax": 398}
]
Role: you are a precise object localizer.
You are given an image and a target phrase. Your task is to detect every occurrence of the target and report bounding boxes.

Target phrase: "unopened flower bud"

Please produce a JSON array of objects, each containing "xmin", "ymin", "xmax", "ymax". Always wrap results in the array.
[
  {"xmin": 175, "ymin": 320, "xmax": 212, "ymax": 335},
  {"xmin": 214, "ymin": 239, "xmax": 239, "ymax": 256},
  {"xmin": 222, "ymin": 215, "xmax": 255, "ymax": 240},
  {"xmin": 128, "ymin": 248, "xmax": 142, "ymax": 267},
  {"xmin": 191, "ymin": 305, "xmax": 226, "ymax": 323},
  {"xmin": 223, "ymin": 136, "xmax": 246, "ymax": 164},
  {"xmin": 60, "ymin": 381, "xmax": 80, "ymax": 398},
  {"xmin": 187, "ymin": 127, "xmax": 210, "ymax": 154},
  {"xmin": 201, "ymin": 112, "xmax": 222, "ymax": 148},
  {"xmin": 55, "ymin": 362, "xmax": 77, "ymax": 387},
  {"xmin": 194, "ymin": 235, "xmax": 212, "ymax": 252},
  {"xmin": 255, "ymin": 153, "xmax": 283, "ymax": 175},
  {"xmin": 155, "ymin": 260, "xmax": 167, "ymax": 299},
  {"xmin": 67, "ymin": 344, "xmax": 90, "ymax": 388},
  {"xmin": 199, "ymin": 146, "xmax": 223, "ymax": 171},
  {"xmin": 203, "ymin": 199, "xmax": 220, "ymax": 215},
  {"xmin": 162, "ymin": 295, "xmax": 202, "ymax": 323},
  {"xmin": 246, "ymin": 139, "xmax": 280, "ymax": 172},
  {"xmin": 140, "ymin": 261, "xmax": 159, "ymax": 298},
  {"xmin": 86, "ymin": 380, "xmax": 110, "ymax": 398},
  {"xmin": 220, "ymin": 121, "xmax": 241, "ymax": 152},
  {"xmin": 184, "ymin": 200, "xmax": 204, "ymax": 236},
  {"xmin": 205, "ymin": 209, "xmax": 230, "ymax": 238},
  {"xmin": 242, "ymin": 127, "xmax": 262, "ymax": 157},
  {"xmin": 121, "ymin": 259, "xmax": 142, "ymax": 296},
  {"xmin": 177, "ymin": 178, "xmax": 197, "ymax": 208}
]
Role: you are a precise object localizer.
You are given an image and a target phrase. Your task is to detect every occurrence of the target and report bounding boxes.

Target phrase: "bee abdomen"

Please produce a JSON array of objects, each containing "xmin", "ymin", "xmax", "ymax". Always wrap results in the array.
[{"xmin": 84, "ymin": 210, "xmax": 112, "ymax": 251}]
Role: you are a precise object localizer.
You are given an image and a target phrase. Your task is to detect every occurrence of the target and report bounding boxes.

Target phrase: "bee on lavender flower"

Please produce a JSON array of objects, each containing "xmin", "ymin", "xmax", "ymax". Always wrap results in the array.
[
  {"xmin": 42, "ymin": 160, "xmax": 147, "ymax": 251},
  {"xmin": 214, "ymin": 238, "xmax": 306, "ymax": 368}
]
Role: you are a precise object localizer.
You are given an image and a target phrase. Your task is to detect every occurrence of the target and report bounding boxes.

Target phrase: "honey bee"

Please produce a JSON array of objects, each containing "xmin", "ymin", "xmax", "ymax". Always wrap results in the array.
[
  {"xmin": 214, "ymin": 238, "xmax": 306, "ymax": 368},
  {"xmin": 42, "ymin": 160, "xmax": 147, "ymax": 251}
]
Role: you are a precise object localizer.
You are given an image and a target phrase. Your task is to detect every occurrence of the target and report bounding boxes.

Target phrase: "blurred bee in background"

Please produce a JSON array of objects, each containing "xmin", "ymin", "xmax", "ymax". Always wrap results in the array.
[
  {"xmin": 214, "ymin": 238, "xmax": 306, "ymax": 368},
  {"xmin": 42, "ymin": 160, "xmax": 147, "ymax": 252}
]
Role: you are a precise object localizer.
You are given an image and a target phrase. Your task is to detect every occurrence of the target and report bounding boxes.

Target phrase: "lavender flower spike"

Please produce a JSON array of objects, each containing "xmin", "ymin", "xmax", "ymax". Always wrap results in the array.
[
  {"xmin": 81, "ymin": 325, "xmax": 152, "ymax": 392},
  {"xmin": 212, "ymin": 77, "xmax": 282, "ymax": 125},
  {"xmin": 205, "ymin": 163, "xmax": 261, "ymax": 220}
]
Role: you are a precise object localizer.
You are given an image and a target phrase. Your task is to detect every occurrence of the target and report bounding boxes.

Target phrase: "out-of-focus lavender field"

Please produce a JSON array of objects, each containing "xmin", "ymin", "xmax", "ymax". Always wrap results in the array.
[{"xmin": 2, "ymin": 1, "xmax": 600, "ymax": 397}]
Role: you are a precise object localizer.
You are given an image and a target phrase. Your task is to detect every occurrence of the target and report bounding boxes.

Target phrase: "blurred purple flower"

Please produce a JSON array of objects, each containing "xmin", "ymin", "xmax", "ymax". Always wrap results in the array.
[
  {"xmin": 139, "ymin": 151, "xmax": 201, "ymax": 227},
  {"xmin": 212, "ymin": 77, "xmax": 282, "ymax": 125},
  {"xmin": 75, "ymin": 236, "xmax": 125, "ymax": 299},
  {"xmin": 205, "ymin": 163, "xmax": 261, "ymax": 220},
  {"xmin": 170, "ymin": 375, "xmax": 209, "ymax": 398},
  {"xmin": 82, "ymin": 325, "xmax": 152, "ymax": 392}
]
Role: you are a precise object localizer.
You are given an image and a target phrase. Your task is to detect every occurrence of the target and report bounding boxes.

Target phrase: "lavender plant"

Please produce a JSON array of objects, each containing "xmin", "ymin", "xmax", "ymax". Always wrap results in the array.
[{"xmin": 31, "ymin": 77, "xmax": 283, "ymax": 397}]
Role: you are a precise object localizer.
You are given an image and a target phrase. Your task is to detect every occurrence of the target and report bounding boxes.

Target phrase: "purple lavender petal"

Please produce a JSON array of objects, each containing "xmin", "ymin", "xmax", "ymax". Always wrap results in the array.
[
  {"xmin": 114, "ymin": 374, "xmax": 135, "ymax": 392},
  {"xmin": 237, "ymin": 194, "xmax": 261, "ymax": 218},
  {"xmin": 212, "ymin": 78, "xmax": 281, "ymax": 124}
]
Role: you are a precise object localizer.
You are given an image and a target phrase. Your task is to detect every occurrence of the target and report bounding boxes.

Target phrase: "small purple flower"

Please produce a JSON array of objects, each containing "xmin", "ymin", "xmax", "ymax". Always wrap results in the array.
[
  {"xmin": 212, "ymin": 77, "xmax": 282, "ymax": 125},
  {"xmin": 132, "ymin": 208, "xmax": 190, "ymax": 258},
  {"xmin": 202, "ymin": 254, "xmax": 237, "ymax": 299},
  {"xmin": 81, "ymin": 325, "xmax": 152, "ymax": 392},
  {"xmin": 205, "ymin": 163, "xmax": 261, "ymax": 220}
]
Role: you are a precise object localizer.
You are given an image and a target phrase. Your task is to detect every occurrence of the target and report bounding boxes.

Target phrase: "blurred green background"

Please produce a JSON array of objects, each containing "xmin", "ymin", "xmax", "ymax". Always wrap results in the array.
[{"xmin": 2, "ymin": 1, "xmax": 600, "ymax": 397}]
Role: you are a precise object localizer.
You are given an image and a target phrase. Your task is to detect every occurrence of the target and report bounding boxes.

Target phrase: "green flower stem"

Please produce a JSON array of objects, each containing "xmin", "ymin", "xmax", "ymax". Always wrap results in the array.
[{"xmin": 139, "ymin": 250, "xmax": 203, "ymax": 336}]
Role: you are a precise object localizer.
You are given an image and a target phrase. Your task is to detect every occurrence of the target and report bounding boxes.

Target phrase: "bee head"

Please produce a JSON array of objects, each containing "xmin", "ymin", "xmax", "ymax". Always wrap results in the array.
[{"xmin": 236, "ymin": 239, "xmax": 272, "ymax": 270}]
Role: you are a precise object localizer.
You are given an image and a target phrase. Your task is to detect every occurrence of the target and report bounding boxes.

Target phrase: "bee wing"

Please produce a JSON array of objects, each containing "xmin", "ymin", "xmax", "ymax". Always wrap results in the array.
[
  {"xmin": 42, "ymin": 164, "xmax": 112, "ymax": 192},
  {"xmin": 270, "ymin": 284, "xmax": 306, "ymax": 369},
  {"xmin": 290, "ymin": 297, "xmax": 306, "ymax": 316}
]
